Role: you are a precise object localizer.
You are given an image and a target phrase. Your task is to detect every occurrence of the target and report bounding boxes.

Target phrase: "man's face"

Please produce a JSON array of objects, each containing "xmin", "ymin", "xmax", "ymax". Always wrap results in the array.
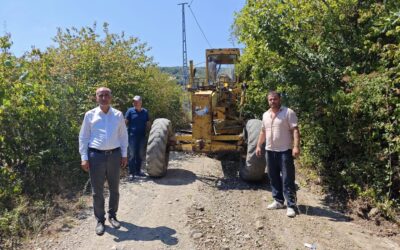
[
  {"xmin": 268, "ymin": 94, "xmax": 281, "ymax": 109},
  {"xmin": 133, "ymin": 100, "xmax": 142, "ymax": 110},
  {"xmin": 96, "ymin": 88, "xmax": 112, "ymax": 106}
]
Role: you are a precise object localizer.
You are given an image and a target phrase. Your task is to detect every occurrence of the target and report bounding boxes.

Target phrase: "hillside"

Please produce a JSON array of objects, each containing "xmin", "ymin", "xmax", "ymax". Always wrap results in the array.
[{"xmin": 159, "ymin": 66, "xmax": 206, "ymax": 84}]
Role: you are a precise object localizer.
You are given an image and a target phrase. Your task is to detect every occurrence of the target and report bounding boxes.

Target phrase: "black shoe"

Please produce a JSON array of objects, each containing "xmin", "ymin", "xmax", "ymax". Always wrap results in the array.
[
  {"xmin": 108, "ymin": 216, "xmax": 121, "ymax": 229},
  {"xmin": 128, "ymin": 174, "xmax": 134, "ymax": 181},
  {"xmin": 95, "ymin": 221, "xmax": 105, "ymax": 236},
  {"xmin": 137, "ymin": 172, "xmax": 146, "ymax": 177}
]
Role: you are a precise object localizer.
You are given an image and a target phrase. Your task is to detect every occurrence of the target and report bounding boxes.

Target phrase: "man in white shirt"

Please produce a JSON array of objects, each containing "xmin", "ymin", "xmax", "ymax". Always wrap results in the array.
[
  {"xmin": 79, "ymin": 87, "xmax": 128, "ymax": 235},
  {"xmin": 256, "ymin": 91, "xmax": 300, "ymax": 218}
]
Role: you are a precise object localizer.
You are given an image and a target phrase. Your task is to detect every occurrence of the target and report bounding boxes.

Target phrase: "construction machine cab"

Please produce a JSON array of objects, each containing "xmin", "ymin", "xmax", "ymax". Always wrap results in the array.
[{"xmin": 206, "ymin": 48, "xmax": 239, "ymax": 88}]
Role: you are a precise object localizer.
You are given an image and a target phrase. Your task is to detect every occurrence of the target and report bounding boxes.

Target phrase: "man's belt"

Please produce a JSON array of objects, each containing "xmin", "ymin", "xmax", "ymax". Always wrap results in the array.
[{"xmin": 89, "ymin": 147, "xmax": 120, "ymax": 154}]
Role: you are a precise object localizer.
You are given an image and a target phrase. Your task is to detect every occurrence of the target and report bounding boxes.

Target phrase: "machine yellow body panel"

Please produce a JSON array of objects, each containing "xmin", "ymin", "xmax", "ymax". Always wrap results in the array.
[
  {"xmin": 173, "ymin": 48, "xmax": 245, "ymax": 153},
  {"xmin": 192, "ymin": 91, "xmax": 213, "ymax": 140}
]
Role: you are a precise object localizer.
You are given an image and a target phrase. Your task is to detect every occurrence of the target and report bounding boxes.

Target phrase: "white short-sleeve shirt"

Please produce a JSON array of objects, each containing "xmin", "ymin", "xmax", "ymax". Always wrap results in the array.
[{"xmin": 262, "ymin": 106, "xmax": 298, "ymax": 151}]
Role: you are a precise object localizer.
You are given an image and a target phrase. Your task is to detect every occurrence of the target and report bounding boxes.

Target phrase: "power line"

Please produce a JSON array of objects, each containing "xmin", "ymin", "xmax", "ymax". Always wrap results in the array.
[
  {"xmin": 187, "ymin": 5, "xmax": 212, "ymax": 48},
  {"xmin": 194, "ymin": 61, "xmax": 205, "ymax": 66}
]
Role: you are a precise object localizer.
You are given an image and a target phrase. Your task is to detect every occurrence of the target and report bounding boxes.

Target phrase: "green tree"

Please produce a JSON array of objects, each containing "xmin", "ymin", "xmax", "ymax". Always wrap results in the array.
[
  {"xmin": 234, "ymin": 0, "xmax": 400, "ymax": 212},
  {"xmin": 0, "ymin": 23, "xmax": 186, "ymax": 240}
]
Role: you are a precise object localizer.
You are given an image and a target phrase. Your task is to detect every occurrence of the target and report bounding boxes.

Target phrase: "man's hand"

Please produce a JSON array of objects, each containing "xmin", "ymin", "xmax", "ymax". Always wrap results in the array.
[
  {"xmin": 256, "ymin": 146, "xmax": 262, "ymax": 157},
  {"xmin": 292, "ymin": 146, "xmax": 300, "ymax": 158},
  {"xmin": 121, "ymin": 157, "xmax": 128, "ymax": 168},
  {"xmin": 255, "ymin": 129, "xmax": 266, "ymax": 158},
  {"xmin": 81, "ymin": 160, "xmax": 89, "ymax": 172}
]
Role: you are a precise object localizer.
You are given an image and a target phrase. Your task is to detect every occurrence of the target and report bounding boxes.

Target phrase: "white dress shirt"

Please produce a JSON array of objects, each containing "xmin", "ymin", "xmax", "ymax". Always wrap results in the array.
[{"xmin": 79, "ymin": 106, "xmax": 129, "ymax": 161}]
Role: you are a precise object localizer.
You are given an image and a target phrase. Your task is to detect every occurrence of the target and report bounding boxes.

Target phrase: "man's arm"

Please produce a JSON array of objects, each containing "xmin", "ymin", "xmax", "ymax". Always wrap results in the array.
[
  {"xmin": 292, "ymin": 127, "xmax": 300, "ymax": 158},
  {"xmin": 287, "ymin": 109, "xmax": 300, "ymax": 158},
  {"xmin": 124, "ymin": 109, "xmax": 130, "ymax": 126},
  {"xmin": 255, "ymin": 128, "xmax": 266, "ymax": 157},
  {"xmin": 79, "ymin": 112, "xmax": 91, "ymax": 172},
  {"xmin": 119, "ymin": 114, "xmax": 129, "ymax": 167},
  {"xmin": 146, "ymin": 121, "xmax": 151, "ymax": 132},
  {"xmin": 146, "ymin": 111, "xmax": 151, "ymax": 131}
]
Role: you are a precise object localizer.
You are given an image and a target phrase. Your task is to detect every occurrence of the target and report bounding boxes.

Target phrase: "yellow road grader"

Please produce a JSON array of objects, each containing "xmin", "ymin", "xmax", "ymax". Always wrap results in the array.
[{"xmin": 145, "ymin": 48, "xmax": 266, "ymax": 181}]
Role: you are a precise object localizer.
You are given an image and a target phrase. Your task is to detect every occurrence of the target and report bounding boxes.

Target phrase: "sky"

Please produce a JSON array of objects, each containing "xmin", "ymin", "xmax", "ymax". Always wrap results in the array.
[{"xmin": 1, "ymin": 0, "xmax": 246, "ymax": 66}]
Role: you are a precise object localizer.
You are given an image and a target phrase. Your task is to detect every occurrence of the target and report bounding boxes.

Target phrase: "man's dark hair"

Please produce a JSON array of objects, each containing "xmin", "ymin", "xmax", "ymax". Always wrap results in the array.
[{"xmin": 267, "ymin": 90, "xmax": 281, "ymax": 98}]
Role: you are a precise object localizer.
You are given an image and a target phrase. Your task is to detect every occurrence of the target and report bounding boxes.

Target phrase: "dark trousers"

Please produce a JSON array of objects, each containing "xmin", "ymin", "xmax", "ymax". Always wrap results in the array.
[
  {"xmin": 88, "ymin": 148, "xmax": 121, "ymax": 222},
  {"xmin": 266, "ymin": 149, "xmax": 297, "ymax": 207},
  {"xmin": 128, "ymin": 135, "xmax": 146, "ymax": 175}
]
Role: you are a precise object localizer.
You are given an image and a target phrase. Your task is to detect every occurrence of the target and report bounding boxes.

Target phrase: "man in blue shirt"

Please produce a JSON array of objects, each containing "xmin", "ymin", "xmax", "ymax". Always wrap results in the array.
[{"xmin": 125, "ymin": 95, "xmax": 150, "ymax": 181}]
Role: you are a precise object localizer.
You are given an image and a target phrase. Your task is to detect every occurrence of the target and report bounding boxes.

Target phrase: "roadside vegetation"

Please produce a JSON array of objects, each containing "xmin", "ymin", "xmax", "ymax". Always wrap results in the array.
[
  {"xmin": 0, "ymin": 23, "xmax": 186, "ymax": 245},
  {"xmin": 1, "ymin": 0, "xmax": 399, "ymax": 247},
  {"xmin": 234, "ymin": 0, "xmax": 399, "ymax": 219}
]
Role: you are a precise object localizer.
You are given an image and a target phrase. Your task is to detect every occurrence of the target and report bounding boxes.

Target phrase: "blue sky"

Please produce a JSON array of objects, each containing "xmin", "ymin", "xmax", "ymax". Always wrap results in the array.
[{"xmin": 1, "ymin": 0, "xmax": 246, "ymax": 66}]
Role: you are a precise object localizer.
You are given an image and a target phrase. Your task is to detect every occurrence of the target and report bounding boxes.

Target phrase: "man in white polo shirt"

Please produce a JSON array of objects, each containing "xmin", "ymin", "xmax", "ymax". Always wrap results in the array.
[
  {"xmin": 79, "ymin": 87, "xmax": 128, "ymax": 235},
  {"xmin": 256, "ymin": 91, "xmax": 300, "ymax": 217}
]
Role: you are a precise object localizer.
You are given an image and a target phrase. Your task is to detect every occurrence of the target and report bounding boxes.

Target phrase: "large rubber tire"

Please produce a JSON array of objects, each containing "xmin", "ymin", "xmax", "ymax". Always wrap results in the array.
[
  {"xmin": 239, "ymin": 119, "xmax": 266, "ymax": 181},
  {"xmin": 145, "ymin": 118, "xmax": 173, "ymax": 177}
]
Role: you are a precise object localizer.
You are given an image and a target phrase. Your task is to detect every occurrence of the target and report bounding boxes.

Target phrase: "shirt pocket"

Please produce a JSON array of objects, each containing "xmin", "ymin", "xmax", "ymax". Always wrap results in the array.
[
  {"xmin": 131, "ymin": 114, "xmax": 139, "ymax": 121},
  {"xmin": 90, "ymin": 117, "xmax": 103, "ymax": 130}
]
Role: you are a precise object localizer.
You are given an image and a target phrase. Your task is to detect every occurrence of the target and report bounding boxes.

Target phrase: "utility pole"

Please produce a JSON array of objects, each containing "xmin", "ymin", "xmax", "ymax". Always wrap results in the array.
[{"xmin": 178, "ymin": 2, "xmax": 188, "ymax": 86}]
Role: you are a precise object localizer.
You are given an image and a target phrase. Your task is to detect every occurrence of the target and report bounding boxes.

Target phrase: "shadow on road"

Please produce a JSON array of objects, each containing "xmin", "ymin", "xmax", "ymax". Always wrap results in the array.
[
  {"xmin": 195, "ymin": 159, "xmax": 271, "ymax": 191},
  {"xmin": 107, "ymin": 221, "xmax": 178, "ymax": 245},
  {"xmin": 298, "ymin": 204, "xmax": 352, "ymax": 222},
  {"xmin": 220, "ymin": 159, "xmax": 270, "ymax": 191},
  {"xmin": 151, "ymin": 168, "xmax": 197, "ymax": 186}
]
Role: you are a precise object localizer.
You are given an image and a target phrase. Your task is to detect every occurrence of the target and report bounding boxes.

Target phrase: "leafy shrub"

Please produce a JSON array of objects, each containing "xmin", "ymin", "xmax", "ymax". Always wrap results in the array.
[
  {"xmin": 0, "ymin": 23, "xmax": 186, "ymax": 239},
  {"xmin": 234, "ymin": 0, "xmax": 400, "ymax": 211}
]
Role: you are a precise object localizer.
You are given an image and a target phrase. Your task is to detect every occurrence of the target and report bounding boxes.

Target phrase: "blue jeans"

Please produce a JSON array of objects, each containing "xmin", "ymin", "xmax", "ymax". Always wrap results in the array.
[
  {"xmin": 266, "ymin": 149, "xmax": 296, "ymax": 207},
  {"xmin": 128, "ymin": 135, "xmax": 146, "ymax": 175}
]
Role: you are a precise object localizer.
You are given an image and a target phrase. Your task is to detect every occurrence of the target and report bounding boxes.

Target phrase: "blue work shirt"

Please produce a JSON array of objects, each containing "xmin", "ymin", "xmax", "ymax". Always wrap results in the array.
[{"xmin": 125, "ymin": 108, "xmax": 149, "ymax": 137}]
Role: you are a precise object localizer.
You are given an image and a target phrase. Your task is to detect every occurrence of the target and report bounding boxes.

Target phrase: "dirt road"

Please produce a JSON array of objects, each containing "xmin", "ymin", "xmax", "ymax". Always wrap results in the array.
[{"xmin": 29, "ymin": 152, "xmax": 399, "ymax": 250}]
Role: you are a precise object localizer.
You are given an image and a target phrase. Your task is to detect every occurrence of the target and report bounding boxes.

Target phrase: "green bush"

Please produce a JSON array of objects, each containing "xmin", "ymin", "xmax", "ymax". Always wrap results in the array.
[
  {"xmin": 0, "ymin": 23, "xmax": 186, "ymax": 239},
  {"xmin": 234, "ymin": 0, "xmax": 400, "ymax": 211}
]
